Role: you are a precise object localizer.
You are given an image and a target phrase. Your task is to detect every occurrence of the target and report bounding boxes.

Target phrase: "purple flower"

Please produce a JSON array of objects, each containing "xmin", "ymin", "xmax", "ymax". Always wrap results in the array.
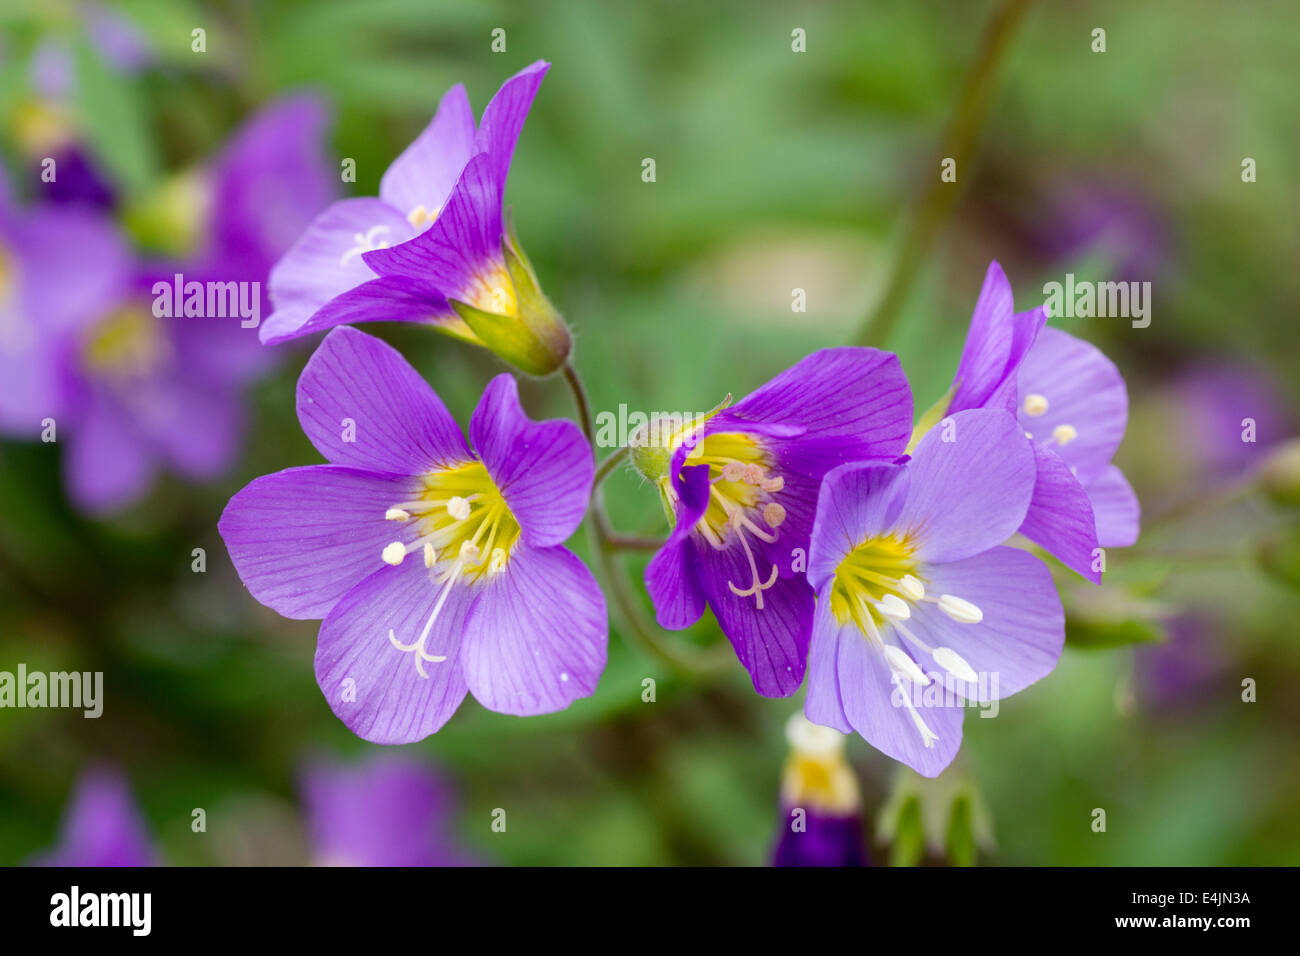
[
  {"xmin": 804, "ymin": 408, "xmax": 1064, "ymax": 777},
  {"xmin": 1167, "ymin": 361, "xmax": 1290, "ymax": 479},
  {"xmin": 771, "ymin": 715, "xmax": 869, "ymax": 867},
  {"xmin": 218, "ymin": 327, "xmax": 606, "ymax": 742},
  {"xmin": 642, "ymin": 349, "xmax": 913, "ymax": 697},
  {"xmin": 302, "ymin": 754, "xmax": 479, "ymax": 866},
  {"xmin": 29, "ymin": 767, "xmax": 157, "ymax": 867},
  {"xmin": 263, "ymin": 62, "xmax": 569, "ymax": 374},
  {"xmin": 944, "ymin": 262, "xmax": 1139, "ymax": 582},
  {"xmin": 0, "ymin": 98, "xmax": 333, "ymax": 513}
]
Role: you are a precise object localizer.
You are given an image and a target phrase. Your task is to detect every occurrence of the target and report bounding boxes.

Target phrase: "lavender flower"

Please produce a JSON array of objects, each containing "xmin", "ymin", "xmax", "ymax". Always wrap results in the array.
[
  {"xmin": 941, "ymin": 261, "xmax": 1138, "ymax": 581},
  {"xmin": 805, "ymin": 408, "xmax": 1064, "ymax": 777},
  {"xmin": 219, "ymin": 327, "xmax": 606, "ymax": 742},
  {"xmin": 29, "ymin": 767, "xmax": 156, "ymax": 867},
  {"xmin": 0, "ymin": 99, "xmax": 333, "ymax": 513},
  {"xmin": 264, "ymin": 62, "xmax": 569, "ymax": 375},
  {"xmin": 771, "ymin": 715, "xmax": 869, "ymax": 867},
  {"xmin": 302, "ymin": 754, "xmax": 479, "ymax": 866},
  {"xmin": 641, "ymin": 349, "xmax": 912, "ymax": 697}
]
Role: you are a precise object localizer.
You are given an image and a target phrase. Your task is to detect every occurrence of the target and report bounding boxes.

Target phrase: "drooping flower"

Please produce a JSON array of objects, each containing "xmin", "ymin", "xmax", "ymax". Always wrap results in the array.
[
  {"xmin": 805, "ymin": 408, "xmax": 1064, "ymax": 777},
  {"xmin": 771, "ymin": 714, "xmax": 868, "ymax": 867},
  {"xmin": 29, "ymin": 766, "xmax": 157, "ymax": 867},
  {"xmin": 934, "ymin": 261, "xmax": 1138, "ymax": 582},
  {"xmin": 641, "ymin": 348, "xmax": 912, "ymax": 697},
  {"xmin": 0, "ymin": 98, "xmax": 333, "ymax": 513},
  {"xmin": 263, "ymin": 62, "xmax": 569, "ymax": 375},
  {"xmin": 301, "ymin": 754, "xmax": 479, "ymax": 866},
  {"xmin": 218, "ymin": 327, "xmax": 606, "ymax": 742}
]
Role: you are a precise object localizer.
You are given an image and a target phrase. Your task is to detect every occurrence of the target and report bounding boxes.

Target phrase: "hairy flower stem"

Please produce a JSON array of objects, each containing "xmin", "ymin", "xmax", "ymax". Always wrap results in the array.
[
  {"xmin": 853, "ymin": 0, "xmax": 1036, "ymax": 348},
  {"xmin": 561, "ymin": 361, "xmax": 730, "ymax": 676}
]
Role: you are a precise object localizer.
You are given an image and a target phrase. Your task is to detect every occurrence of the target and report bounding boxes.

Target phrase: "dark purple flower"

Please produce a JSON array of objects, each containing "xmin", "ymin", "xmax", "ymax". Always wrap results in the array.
[
  {"xmin": 944, "ymin": 262, "xmax": 1139, "ymax": 582},
  {"xmin": 302, "ymin": 754, "xmax": 479, "ymax": 866},
  {"xmin": 805, "ymin": 409, "xmax": 1064, "ymax": 777},
  {"xmin": 643, "ymin": 349, "xmax": 912, "ymax": 697},
  {"xmin": 219, "ymin": 327, "xmax": 606, "ymax": 742},
  {"xmin": 771, "ymin": 715, "xmax": 869, "ymax": 867},
  {"xmin": 264, "ymin": 62, "xmax": 568, "ymax": 374},
  {"xmin": 29, "ymin": 767, "xmax": 157, "ymax": 867}
]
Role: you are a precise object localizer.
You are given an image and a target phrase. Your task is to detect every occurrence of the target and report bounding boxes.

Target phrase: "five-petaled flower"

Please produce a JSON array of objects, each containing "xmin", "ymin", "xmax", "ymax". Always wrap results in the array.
[
  {"xmin": 933, "ymin": 261, "xmax": 1139, "ymax": 583},
  {"xmin": 804, "ymin": 408, "xmax": 1065, "ymax": 777},
  {"xmin": 642, "ymin": 348, "xmax": 913, "ymax": 697},
  {"xmin": 264, "ymin": 61, "xmax": 570, "ymax": 376},
  {"xmin": 219, "ymin": 327, "xmax": 606, "ymax": 743}
]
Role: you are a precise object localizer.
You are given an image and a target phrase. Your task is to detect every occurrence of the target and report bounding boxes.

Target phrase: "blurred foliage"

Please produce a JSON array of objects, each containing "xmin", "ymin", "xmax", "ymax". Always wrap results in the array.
[{"xmin": 1, "ymin": 0, "xmax": 1298, "ymax": 865}]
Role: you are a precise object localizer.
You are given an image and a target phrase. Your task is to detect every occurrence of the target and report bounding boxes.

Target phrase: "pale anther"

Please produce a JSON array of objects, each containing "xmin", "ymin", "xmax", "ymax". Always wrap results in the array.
[
  {"xmin": 385, "ymin": 507, "xmax": 410, "ymax": 521},
  {"xmin": 876, "ymin": 593, "xmax": 911, "ymax": 620},
  {"xmin": 447, "ymin": 496, "xmax": 472, "ymax": 520},
  {"xmin": 762, "ymin": 502, "xmax": 787, "ymax": 528},
  {"xmin": 933, "ymin": 646, "xmax": 979, "ymax": 683},
  {"xmin": 897, "ymin": 574, "xmax": 925, "ymax": 601},
  {"xmin": 423, "ymin": 543, "xmax": 436, "ymax": 568},
  {"xmin": 760, "ymin": 475, "xmax": 784, "ymax": 492},
  {"xmin": 1023, "ymin": 393, "xmax": 1049, "ymax": 417},
  {"xmin": 885, "ymin": 646, "xmax": 931, "ymax": 685},
  {"xmin": 381, "ymin": 541, "xmax": 406, "ymax": 566},
  {"xmin": 938, "ymin": 594, "xmax": 983, "ymax": 624},
  {"xmin": 721, "ymin": 462, "xmax": 746, "ymax": 482},
  {"xmin": 743, "ymin": 464, "xmax": 764, "ymax": 485},
  {"xmin": 1052, "ymin": 424, "xmax": 1078, "ymax": 446}
]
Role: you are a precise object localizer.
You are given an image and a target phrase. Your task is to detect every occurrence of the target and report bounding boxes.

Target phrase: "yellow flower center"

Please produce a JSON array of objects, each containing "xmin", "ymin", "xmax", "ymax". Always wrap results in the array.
[
  {"xmin": 82, "ymin": 305, "xmax": 170, "ymax": 380},
  {"xmin": 830, "ymin": 535, "xmax": 919, "ymax": 633},
  {"xmin": 465, "ymin": 264, "xmax": 519, "ymax": 318},
  {"xmin": 379, "ymin": 461, "xmax": 521, "ymax": 678},
  {"xmin": 657, "ymin": 430, "xmax": 788, "ymax": 609}
]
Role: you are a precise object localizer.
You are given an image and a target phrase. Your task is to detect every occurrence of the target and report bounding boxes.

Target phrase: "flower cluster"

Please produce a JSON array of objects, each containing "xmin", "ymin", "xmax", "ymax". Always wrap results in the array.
[{"xmin": 218, "ymin": 64, "xmax": 1139, "ymax": 777}]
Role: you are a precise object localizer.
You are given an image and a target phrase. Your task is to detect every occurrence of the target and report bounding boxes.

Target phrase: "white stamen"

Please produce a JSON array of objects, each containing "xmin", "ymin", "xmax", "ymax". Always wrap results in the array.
[
  {"xmin": 938, "ymin": 594, "xmax": 983, "ymax": 624},
  {"xmin": 876, "ymin": 593, "xmax": 911, "ymax": 620},
  {"xmin": 897, "ymin": 574, "xmax": 925, "ymax": 601},
  {"xmin": 488, "ymin": 547, "xmax": 507, "ymax": 575},
  {"xmin": 721, "ymin": 462, "xmax": 746, "ymax": 482},
  {"xmin": 1023, "ymin": 393, "xmax": 1049, "ymax": 417},
  {"xmin": 933, "ymin": 646, "xmax": 979, "ymax": 683},
  {"xmin": 1052, "ymin": 424, "xmax": 1078, "ymax": 446},
  {"xmin": 760, "ymin": 475, "xmax": 784, "ymax": 493},
  {"xmin": 743, "ymin": 464, "xmax": 764, "ymax": 485},
  {"xmin": 423, "ymin": 542, "xmax": 436, "ymax": 568},
  {"xmin": 884, "ymin": 645, "xmax": 930, "ymax": 686},
  {"xmin": 893, "ymin": 677, "xmax": 940, "ymax": 748},
  {"xmin": 447, "ymin": 496, "xmax": 472, "ymax": 520},
  {"xmin": 762, "ymin": 502, "xmax": 787, "ymax": 529},
  {"xmin": 381, "ymin": 541, "xmax": 407, "ymax": 566},
  {"xmin": 385, "ymin": 507, "xmax": 411, "ymax": 521}
]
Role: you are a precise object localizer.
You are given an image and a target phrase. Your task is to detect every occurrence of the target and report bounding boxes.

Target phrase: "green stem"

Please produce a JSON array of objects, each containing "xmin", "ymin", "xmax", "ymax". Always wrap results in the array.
[
  {"xmin": 594, "ymin": 445, "xmax": 630, "ymax": 487},
  {"xmin": 853, "ymin": 0, "xmax": 1036, "ymax": 348},
  {"xmin": 561, "ymin": 361, "xmax": 730, "ymax": 677}
]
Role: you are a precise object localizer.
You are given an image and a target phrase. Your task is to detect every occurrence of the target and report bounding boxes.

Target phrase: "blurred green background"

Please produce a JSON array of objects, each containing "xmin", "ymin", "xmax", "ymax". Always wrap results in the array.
[{"xmin": 1, "ymin": 0, "xmax": 1298, "ymax": 865}]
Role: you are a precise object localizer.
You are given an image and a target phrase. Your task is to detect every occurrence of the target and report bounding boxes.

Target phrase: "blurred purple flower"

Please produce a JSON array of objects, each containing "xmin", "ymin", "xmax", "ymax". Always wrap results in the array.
[
  {"xmin": 219, "ymin": 328, "xmax": 606, "ymax": 743},
  {"xmin": 29, "ymin": 767, "xmax": 156, "ymax": 867},
  {"xmin": 771, "ymin": 715, "xmax": 869, "ymax": 867},
  {"xmin": 302, "ymin": 754, "xmax": 479, "ymax": 866},
  {"xmin": 1136, "ymin": 615, "xmax": 1230, "ymax": 712},
  {"xmin": 1034, "ymin": 180, "xmax": 1169, "ymax": 283},
  {"xmin": 1168, "ymin": 362, "xmax": 1290, "ymax": 479},
  {"xmin": 804, "ymin": 409, "xmax": 1064, "ymax": 777},
  {"xmin": 263, "ymin": 62, "xmax": 548, "ymax": 349},
  {"xmin": 945, "ymin": 262, "xmax": 1139, "ymax": 583},
  {"xmin": 644, "ymin": 349, "xmax": 912, "ymax": 698},
  {"xmin": 0, "ymin": 98, "xmax": 333, "ymax": 513}
]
